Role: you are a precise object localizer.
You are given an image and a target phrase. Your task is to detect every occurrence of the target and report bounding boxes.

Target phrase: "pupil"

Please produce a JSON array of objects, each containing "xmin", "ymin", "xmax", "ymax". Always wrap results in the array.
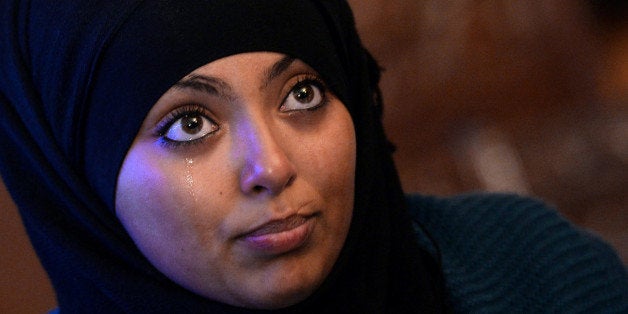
[
  {"xmin": 295, "ymin": 86, "xmax": 313, "ymax": 103},
  {"xmin": 182, "ymin": 114, "xmax": 202, "ymax": 134}
]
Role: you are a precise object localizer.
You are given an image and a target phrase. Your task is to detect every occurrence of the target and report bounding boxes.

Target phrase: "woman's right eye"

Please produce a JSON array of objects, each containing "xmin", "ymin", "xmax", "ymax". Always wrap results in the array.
[{"xmin": 162, "ymin": 112, "xmax": 218, "ymax": 143}]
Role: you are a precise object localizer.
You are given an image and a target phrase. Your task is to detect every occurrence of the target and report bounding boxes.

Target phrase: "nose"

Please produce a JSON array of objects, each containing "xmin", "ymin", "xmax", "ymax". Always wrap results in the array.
[{"xmin": 238, "ymin": 118, "xmax": 296, "ymax": 196}]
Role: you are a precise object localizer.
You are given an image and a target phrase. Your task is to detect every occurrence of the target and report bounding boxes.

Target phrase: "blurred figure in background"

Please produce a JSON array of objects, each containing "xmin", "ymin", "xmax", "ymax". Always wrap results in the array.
[{"xmin": 350, "ymin": 0, "xmax": 627, "ymax": 263}]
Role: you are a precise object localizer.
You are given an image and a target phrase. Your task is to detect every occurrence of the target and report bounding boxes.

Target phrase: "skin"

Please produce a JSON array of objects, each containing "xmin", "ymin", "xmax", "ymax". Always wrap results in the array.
[{"xmin": 115, "ymin": 52, "xmax": 356, "ymax": 309}]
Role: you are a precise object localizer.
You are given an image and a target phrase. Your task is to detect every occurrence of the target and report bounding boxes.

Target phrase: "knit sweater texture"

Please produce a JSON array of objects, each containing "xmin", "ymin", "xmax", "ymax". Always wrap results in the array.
[{"xmin": 407, "ymin": 193, "xmax": 628, "ymax": 313}]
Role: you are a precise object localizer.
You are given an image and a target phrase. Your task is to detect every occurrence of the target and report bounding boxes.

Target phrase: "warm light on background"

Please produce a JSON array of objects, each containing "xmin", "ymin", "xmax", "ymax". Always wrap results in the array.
[{"xmin": 349, "ymin": 0, "xmax": 626, "ymax": 263}]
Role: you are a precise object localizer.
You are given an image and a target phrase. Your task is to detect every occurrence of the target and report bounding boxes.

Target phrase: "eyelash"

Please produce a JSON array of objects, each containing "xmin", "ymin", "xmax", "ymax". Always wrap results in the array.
[
  {"xmin": 283, "ymin": 75, "xmax": 330, "ymax": 112},
  {"xmin": 155, "ymin": 105, "xmax": 216, "ymax": 148},
  {"xmin": 154, "ymin": 74, "xmax": 330, "ymax": 149}
]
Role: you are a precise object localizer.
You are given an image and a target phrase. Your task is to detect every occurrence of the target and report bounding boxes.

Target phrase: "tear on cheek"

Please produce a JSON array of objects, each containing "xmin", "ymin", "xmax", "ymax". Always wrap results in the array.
[{"xmin": 184, "ymin": 157, "xmax": 198, "ymax": 203}]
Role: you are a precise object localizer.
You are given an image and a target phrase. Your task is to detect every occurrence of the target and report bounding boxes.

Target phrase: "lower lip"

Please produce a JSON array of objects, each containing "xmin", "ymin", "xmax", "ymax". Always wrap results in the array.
[{"xmin": 241, "ymin": 218, "xmax": 314, "ymax": 255}]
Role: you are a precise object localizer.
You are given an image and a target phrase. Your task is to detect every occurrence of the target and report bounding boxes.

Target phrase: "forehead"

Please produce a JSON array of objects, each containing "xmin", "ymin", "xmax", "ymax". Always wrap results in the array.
[
  {"xmin": 184, "ymin": 53, "xmax": 310, "ymax": 80},
  {"xmin": 167, "ymin": 52, "xmax": 317, "ymax": 97}
]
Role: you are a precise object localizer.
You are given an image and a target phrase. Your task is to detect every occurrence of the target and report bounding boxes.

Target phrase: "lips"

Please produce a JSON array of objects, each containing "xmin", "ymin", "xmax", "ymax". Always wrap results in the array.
[{"xmin": 239, "ymin": 214, "xmax": 314, "ymax": 255}]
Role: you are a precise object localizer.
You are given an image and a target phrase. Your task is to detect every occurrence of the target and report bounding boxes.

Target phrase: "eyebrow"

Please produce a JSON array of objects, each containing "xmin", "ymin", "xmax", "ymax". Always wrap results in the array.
[
  {"xmin": 173, "ymin": 74, "xmax": 233, "ymax": 98},
  {"xmin": 172, "ymin": 55, "xmax": 298, "ymax": 97},
  {"xmin": 264, "ymin": 56, "xmax": 296, "ymax": 87}
]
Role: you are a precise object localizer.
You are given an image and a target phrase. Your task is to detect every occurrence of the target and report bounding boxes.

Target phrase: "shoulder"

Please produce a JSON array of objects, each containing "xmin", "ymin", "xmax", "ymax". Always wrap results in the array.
[{"xmin": 407, "ymin": 193, "xmax": 628, "ymax": 313}]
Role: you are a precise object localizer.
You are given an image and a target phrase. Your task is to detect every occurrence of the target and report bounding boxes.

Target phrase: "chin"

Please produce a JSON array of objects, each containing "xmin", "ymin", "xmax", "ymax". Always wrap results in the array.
[
  {"xmin": 228, "ymin": 264, "xmax": 326, "ymax": 310},
  {"xmin": 243, "ymin": 289, "xmax": 311, "ymax": 310}
]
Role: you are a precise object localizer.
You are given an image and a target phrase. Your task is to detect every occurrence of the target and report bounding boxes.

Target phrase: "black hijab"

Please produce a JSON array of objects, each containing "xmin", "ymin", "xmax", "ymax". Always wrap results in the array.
[{"xmin": 0, "ymin": 0, "xmax": 446, "ymax": 312}]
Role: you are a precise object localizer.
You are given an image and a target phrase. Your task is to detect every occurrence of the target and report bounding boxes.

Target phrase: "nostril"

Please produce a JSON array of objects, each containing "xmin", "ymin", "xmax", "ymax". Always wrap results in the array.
[
  {"xmin": 285, "ymin": 175, "xmax": 295, "ymax": 188},
  {"xmin": 250, "ymin": 174, "xmax": 294, "ymax": 194}
]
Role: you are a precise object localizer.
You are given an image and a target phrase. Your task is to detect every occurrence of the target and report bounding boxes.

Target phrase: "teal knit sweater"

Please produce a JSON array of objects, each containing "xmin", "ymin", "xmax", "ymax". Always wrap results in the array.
[{"xmin": 407, "ymin": 193, "xmax": 628, "ymax": 313}]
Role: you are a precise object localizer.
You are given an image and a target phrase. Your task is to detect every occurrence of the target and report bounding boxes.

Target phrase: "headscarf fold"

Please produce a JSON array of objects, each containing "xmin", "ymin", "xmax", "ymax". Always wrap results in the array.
[{"xmin": 0, "ymin": 0, "xmax": 446, "ymax": 312}]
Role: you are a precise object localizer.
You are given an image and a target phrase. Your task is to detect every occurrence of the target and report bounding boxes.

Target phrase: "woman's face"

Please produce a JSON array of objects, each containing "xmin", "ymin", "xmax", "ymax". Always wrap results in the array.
[{"xmin": 115, "ymin": 52, "xmax": 356, "ymax": 309}]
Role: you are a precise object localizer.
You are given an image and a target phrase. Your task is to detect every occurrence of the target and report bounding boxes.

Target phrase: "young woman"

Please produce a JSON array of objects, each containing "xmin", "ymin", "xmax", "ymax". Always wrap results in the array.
[{"xmin": 1, "ymin": 0, "xmax": 626, "ymax": 312}]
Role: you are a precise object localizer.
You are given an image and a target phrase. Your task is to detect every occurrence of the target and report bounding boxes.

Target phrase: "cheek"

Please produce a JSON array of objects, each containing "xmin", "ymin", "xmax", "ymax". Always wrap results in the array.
[
  {"xmin": 290, "ymin": 104, "xmax": 356, "ymax": 246},
  {"xmin": 310, "ymin": 105, "xmax": 356, "ymax": 269},
  {"xmin": 303, "ymin": 107, "xmax": 356, "ymax": 197},
  {"xmin": 115, "ymin": 148, "xmax": 211, "ymax": 267}
]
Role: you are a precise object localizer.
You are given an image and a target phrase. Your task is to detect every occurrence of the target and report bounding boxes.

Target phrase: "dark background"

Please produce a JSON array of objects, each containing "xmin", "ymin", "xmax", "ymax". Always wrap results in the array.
[{"xmin": 1, "ymin": 0, "xmax": 626, "ymax": 312}]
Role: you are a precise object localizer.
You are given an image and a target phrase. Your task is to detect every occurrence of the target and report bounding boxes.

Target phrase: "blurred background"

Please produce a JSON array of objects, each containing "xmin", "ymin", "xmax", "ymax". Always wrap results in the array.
[{"xmin": 1, "ymin": 0, "xmax": 626, "ymax": 312}]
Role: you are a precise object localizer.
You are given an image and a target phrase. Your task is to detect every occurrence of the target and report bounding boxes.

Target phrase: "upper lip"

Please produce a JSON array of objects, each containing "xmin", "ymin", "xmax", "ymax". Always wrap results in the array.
[{"xmin": 238, "ymin": 213, "xmax": 315, "ymax": 239}]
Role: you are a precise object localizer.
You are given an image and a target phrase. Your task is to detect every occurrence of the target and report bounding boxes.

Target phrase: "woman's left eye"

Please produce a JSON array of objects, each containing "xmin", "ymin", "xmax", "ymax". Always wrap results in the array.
[
  {"xmin": 162, "ymin": 112, "xmax": 218, "ymax": 142},
  {"xmin": 281, "ymin": 80, "xmax": 326, "ymax": 112}
]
